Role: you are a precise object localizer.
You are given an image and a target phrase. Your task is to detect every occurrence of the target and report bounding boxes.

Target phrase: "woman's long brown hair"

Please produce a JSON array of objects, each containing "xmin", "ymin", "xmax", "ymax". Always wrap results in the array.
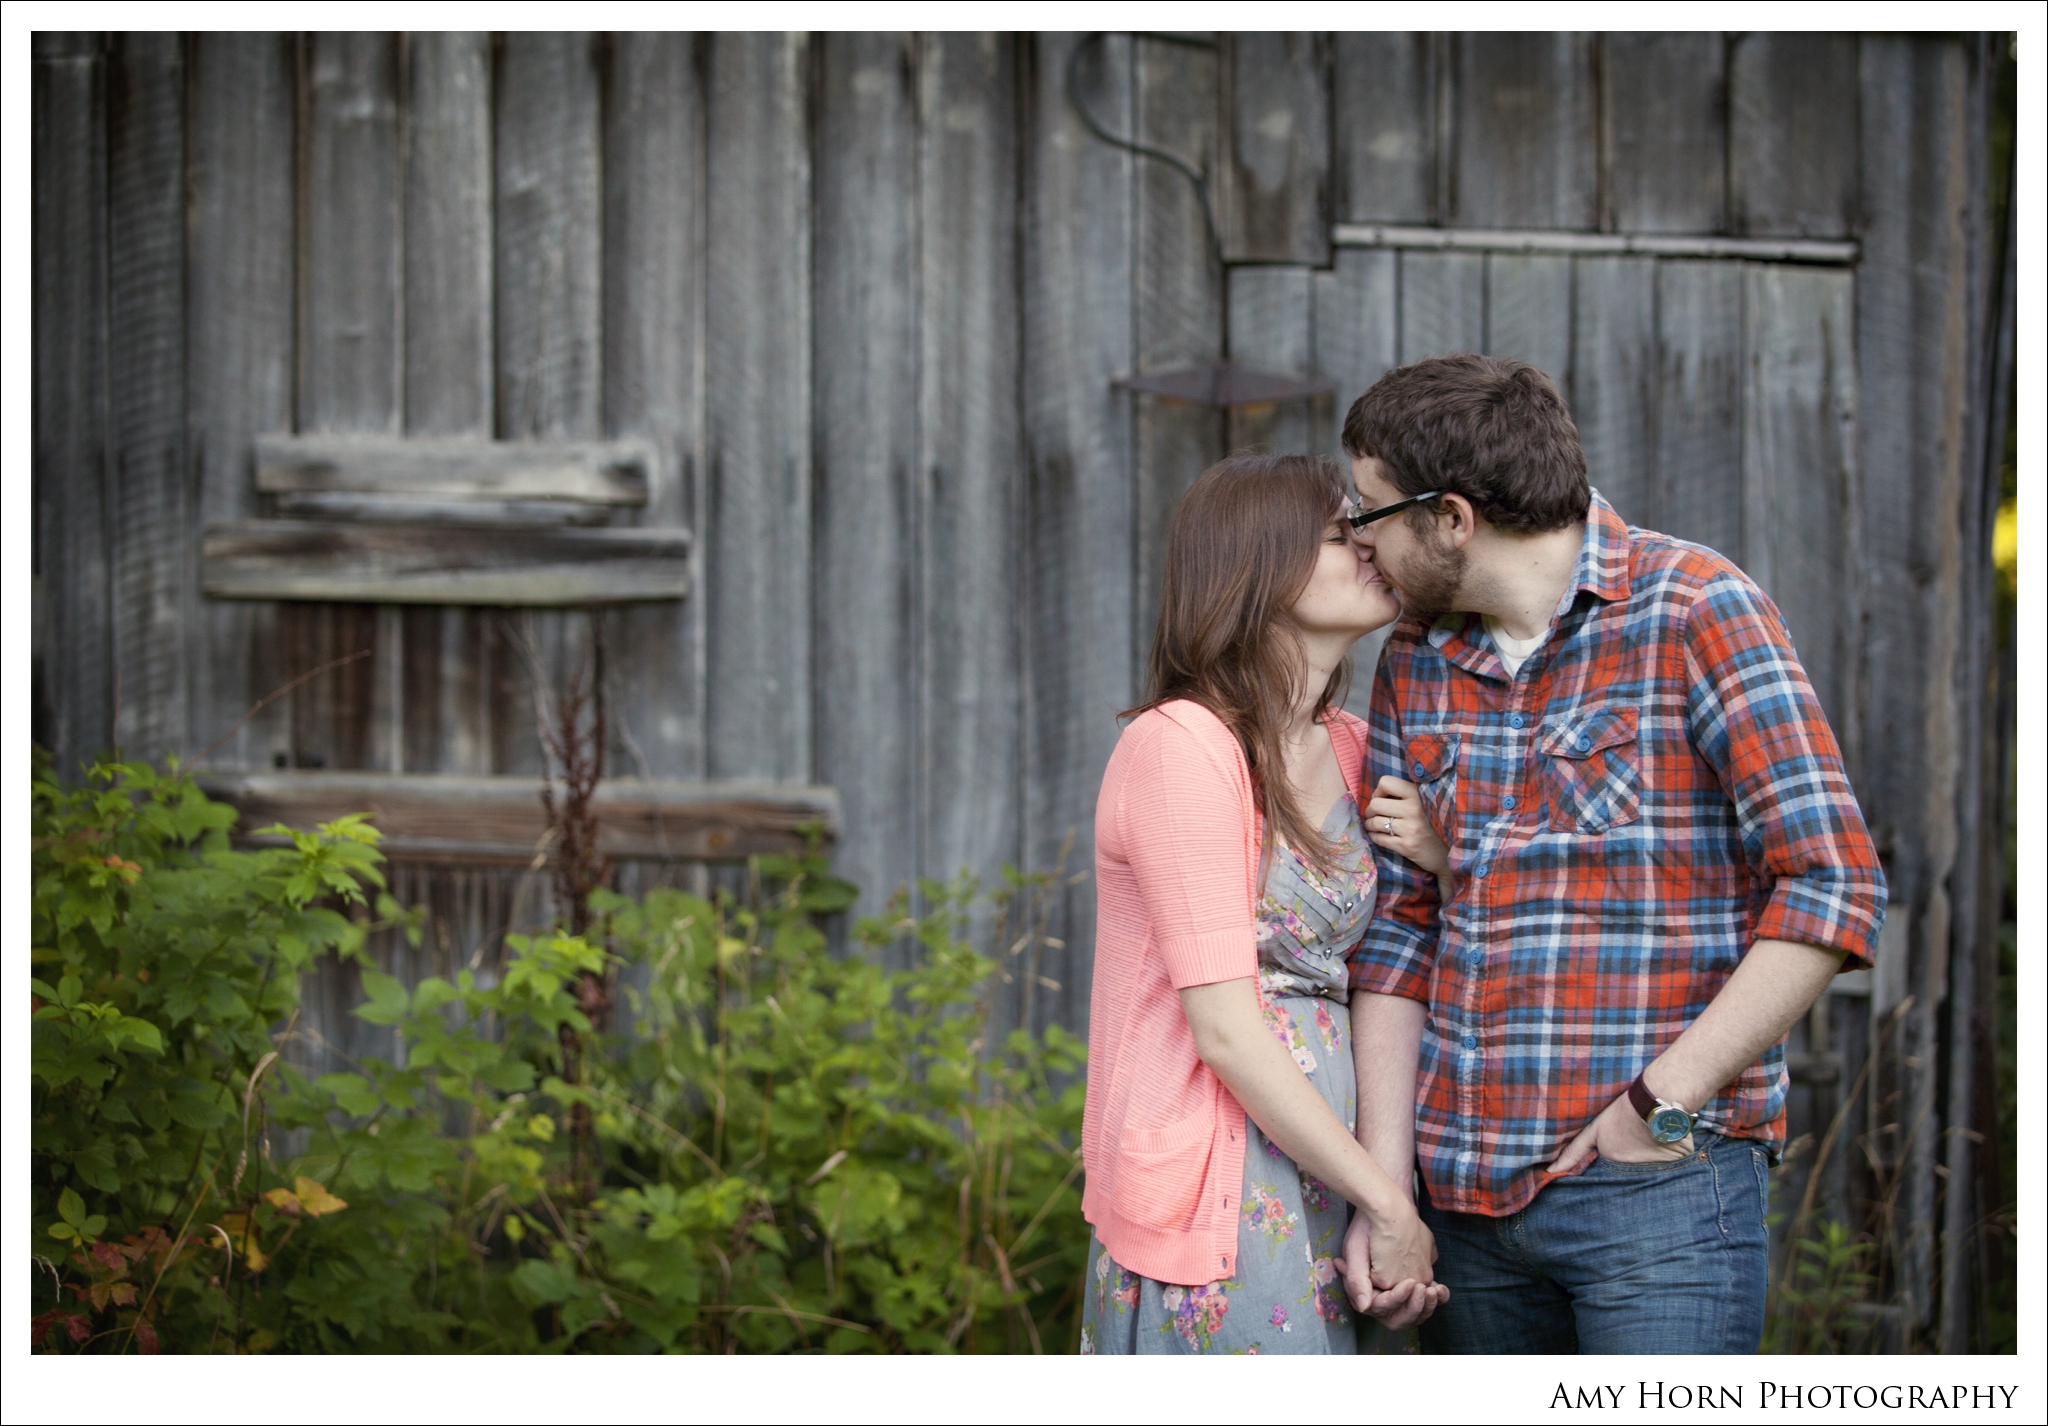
[{"xmin": 1125, "ymin": 452, "xmax": 1355, "ymax": 872}]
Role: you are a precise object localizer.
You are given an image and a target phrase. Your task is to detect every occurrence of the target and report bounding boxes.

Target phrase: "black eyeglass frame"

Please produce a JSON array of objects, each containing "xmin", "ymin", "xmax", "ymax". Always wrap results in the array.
[{"xmin": 1345, "ymin": 488, "xmax": 1446, "ymax": 531}]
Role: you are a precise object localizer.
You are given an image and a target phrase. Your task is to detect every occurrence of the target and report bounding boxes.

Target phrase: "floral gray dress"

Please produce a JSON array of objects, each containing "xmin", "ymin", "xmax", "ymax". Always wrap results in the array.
[{"xmin": 1081, "ymin": 791, "xmax": 1408, "ymax": 1355}]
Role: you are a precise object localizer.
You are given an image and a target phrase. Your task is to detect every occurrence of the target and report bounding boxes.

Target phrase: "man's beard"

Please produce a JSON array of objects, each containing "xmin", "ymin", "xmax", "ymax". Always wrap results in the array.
[{"xmin": 1393, "ymin": 528, "xmax": 1467, "ymax": 620}]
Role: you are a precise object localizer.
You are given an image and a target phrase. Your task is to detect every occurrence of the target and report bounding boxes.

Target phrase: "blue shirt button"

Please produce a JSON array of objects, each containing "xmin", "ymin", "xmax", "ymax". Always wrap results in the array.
[
  {"xmin": 1502, "ymin": 794, "xmax": 1517, "ymax": 810},
  {"xmin": 1474, "ymin": 863, "xmax": 1489, "ymax": 878},
  {"xmin": 1462, "ymin": 1035, "xmax": 1478, "ymax": 1049},
  {"xmin": 1413, "ymin": 761, "xmax": 1426, "ymax": 776},
  {"xmin": 1508, "ymin": 713, "xmax": 1526, "ymax": 729},
  {"xmin": 1578, "ymin": 734, "xmax": 1593, "ymax": 751}
]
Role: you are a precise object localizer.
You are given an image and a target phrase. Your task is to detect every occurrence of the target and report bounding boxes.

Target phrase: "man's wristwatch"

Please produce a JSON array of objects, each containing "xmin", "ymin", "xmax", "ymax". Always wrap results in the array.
[{"xmin": 1627, "ymin": 1073, "xmax": 1695, "ymax": 1145}]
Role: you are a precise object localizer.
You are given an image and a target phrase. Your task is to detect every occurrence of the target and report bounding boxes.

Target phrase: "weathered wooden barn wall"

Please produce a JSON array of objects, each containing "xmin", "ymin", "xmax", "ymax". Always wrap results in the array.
[{"xmin": 32, "ymin": 32, "xmax": 2007, "ymax": 1347}]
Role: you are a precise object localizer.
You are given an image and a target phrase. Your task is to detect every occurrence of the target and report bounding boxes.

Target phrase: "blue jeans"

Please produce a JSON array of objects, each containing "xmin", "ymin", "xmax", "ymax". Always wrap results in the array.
[{"xmin": 1418, "ymin": 1131, "xmax": 1771, "ymax": 1354}]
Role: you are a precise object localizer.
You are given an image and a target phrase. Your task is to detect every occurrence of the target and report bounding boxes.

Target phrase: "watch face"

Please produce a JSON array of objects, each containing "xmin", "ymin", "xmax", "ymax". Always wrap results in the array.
[{"xmin": 1649, "ymin": 1107, "xmax": 1692, "ymax": 1145}]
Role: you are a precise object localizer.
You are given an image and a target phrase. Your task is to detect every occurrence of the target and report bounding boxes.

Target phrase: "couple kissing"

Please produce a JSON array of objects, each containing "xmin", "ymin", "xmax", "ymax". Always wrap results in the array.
[{"xmin": 1078, "ymin": 354, "xmax": 1886, "ymax": 1356}]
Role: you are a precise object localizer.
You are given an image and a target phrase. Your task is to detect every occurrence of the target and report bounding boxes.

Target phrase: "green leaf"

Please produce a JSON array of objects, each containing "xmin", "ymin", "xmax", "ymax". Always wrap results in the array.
[
  {"xmin": 58, "ymin": 1187, "xmax": 87, "ymax": 1227},
  {"xmin": 354, "ymin": 968, "xmax": 410, "ymax": 1026},
  {"xmin": 409, "ymin": 977, "xmax": 459, "ymax": 1015},
  {"xmin": 511, "ymin": 1258, "xmax": 576, "ymax": 1305},
  {"xmin": 316, "ymin": 1072, "xmax": 382, "ymax": 1118}
]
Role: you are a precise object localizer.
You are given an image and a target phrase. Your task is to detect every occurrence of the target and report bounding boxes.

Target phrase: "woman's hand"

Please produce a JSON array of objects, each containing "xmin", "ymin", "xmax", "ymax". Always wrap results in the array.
[
  {"xmin": 1367, "ymin": 776, "xmax": 1450, "ymax": 875},
  {"xmin": 1336, "ymin": 1212, "xmax": 1449, "ymax": 1327},
  {"xmin": 1360, "ymin": 1198, "xmax": 1438, "ymax": 1291}
]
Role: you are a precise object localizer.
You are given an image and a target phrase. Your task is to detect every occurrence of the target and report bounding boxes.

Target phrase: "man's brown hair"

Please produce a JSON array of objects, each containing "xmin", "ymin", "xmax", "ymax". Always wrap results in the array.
[{"xmin": 1341, "ymin": 354, "xmax": 1590, "ymax": 534}]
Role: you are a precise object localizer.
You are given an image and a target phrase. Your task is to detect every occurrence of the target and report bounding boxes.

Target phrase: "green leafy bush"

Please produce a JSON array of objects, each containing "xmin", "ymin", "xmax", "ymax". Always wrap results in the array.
[{"xmin": 30, "ymin": 756, "xmax": 1087, "ymax": 1353}]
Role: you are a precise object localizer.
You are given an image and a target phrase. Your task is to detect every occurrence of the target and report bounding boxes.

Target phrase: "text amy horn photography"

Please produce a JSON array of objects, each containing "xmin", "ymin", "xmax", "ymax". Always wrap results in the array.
[{"xmin": 1550, "ymin": 1382, "xmax": 2022, "ymax": 1411}]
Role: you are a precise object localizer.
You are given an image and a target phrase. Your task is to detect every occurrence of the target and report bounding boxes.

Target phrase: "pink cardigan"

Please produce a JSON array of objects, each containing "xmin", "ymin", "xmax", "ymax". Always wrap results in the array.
[{"xmin": 1080, "ymin": 699, "xmax": 1369, "ymax": 1286}]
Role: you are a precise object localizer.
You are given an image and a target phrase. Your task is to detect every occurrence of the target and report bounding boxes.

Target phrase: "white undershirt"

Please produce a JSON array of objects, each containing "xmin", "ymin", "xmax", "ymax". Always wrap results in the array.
[{"xmin": 1483, "ymin": 614, "xmax": 1547, "ymax": 678}]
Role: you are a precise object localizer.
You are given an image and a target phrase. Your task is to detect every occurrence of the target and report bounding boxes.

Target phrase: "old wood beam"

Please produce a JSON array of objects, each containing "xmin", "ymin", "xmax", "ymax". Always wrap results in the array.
[
  {"xmin": 196, "ymin": 771, "xmax": 838, "ymax": 863},
  {"xmin": 200, "ymin": 520, "xmax": 690, "ymax": 604},
  {"xmin": 1332, "ymin": 222, "xmax": 1860, "ymax": 264},
  {"xmin": 254, "ymin": 433, "xmax": 650, "ymax": 524}
]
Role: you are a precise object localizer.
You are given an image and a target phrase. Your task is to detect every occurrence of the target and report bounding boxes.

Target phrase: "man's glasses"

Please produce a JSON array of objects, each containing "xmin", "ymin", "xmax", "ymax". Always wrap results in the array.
[{"xmin": 1345, "ymin": 489, "xmax": 1445, "ymax": 531}]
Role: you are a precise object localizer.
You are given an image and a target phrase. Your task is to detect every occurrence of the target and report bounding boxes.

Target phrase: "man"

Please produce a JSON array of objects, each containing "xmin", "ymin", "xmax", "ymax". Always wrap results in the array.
[{"xmin": 1337, "ymin": 354, "xmax": 1886, "ymax": 1353}]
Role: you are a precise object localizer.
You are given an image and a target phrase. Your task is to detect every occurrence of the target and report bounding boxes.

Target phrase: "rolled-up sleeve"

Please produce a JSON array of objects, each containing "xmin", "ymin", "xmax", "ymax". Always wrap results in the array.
[
  {"xmin": 1116, "ymin": 715, "xmax": 1260, "ymax": 989},
  {"xmin": 1683, "ymin": 574, "xmax": 1887, "ymax": 968},
  {"xmin": 1349, "ymin": 645, "xmax": 1443, "ymax": 1001}
]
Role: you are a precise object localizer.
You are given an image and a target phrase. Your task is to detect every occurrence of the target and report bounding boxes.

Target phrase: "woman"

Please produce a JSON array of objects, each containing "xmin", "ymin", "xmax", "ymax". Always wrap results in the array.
[{"xmin": 1079, "ymin": 452, "xmax": 1451, "ymax": 1355}]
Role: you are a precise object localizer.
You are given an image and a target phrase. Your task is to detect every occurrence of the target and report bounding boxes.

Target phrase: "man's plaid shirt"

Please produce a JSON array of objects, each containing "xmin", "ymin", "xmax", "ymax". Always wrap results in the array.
[{"xmin": 1350, "ymin": 490, "xmax": 1886, "ymax": 1218}]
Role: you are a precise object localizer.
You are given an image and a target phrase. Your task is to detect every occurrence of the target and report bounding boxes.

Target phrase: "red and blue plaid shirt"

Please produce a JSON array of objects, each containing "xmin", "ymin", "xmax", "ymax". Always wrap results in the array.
[{"xmin": 1350, "ymin": 490, "xmax": 1886, "ymax": 1218}]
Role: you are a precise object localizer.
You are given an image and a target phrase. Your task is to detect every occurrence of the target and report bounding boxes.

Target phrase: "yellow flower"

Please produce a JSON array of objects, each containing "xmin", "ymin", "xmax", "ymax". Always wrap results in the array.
[{"xmin": 1993, "ymin": 500, "xmax": 2017, "ymax": 583}]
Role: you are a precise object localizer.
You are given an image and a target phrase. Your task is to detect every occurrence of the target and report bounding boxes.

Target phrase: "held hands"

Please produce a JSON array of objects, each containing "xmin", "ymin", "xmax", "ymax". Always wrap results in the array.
[
  {"xmin": 1367, "ymin": 777, "xmax": 1450, "ymax": 875},
  {"xmin": 1547, "ymin": 1090, "xmax": 1696, "ymax": 1174},
  {"xmin": 1333, "ymin": 1208, "xmax": 1449, "ymax": 1329}
]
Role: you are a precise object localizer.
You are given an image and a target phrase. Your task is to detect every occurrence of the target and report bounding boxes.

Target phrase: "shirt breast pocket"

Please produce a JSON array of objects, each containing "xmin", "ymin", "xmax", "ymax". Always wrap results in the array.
[
  {"xmin": 1404, "ymin": 731, "xmax": 1461, "ymax": 845},
  {"xmin": 1539, "ymin": 707, "xmax": 1642, "ymax": 834}
]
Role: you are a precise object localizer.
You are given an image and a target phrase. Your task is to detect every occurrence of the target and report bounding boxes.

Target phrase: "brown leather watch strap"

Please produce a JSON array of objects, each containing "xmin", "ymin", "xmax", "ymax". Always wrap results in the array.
[{"xmin": 1627, "ymin": 1072, "xmax": 1659, "ymax": 1121}]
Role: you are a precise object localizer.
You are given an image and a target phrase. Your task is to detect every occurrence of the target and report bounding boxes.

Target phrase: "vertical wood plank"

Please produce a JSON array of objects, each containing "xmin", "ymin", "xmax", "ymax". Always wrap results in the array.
[
  {"xmin": 1855, "ymin": 36, "xmax": 1971, "ymax": 882},
  {"xmin": 187, "ymin": 34, "xmax": 297, "ymax": 768},
  {"xmin": 297, "ymin": 33, "xmax": 403, "ymax": 774},
  {"xmin": 1331, "ymin": 32, "xmax": 1434, "ymax": 224},
  {"xmin": 279, "ymin": 602, "xmax": 376, "ymax": 771},
  {"xmin": 493, "ymin": 33, "xmax": 604, "ymax": 776},
  {"xmin": 1570, "ymin": 255, "xmax": 1658, "ymax": 527},
  {"xmin": 918, "ymin": 34, "xmax": 1024, "ymax": 919},
  {"xmin": 495, "ymin": 33, "xmax": 602, "ymax": 443},
  {"xmin": 1599, "ymin": 33, "xmax": 1727, "ymax": 234},
  {"xmin": 1739, "ymin": 264, "xmax": 1857, "ymax": 736},
  {"xmin": 1226, "ymin": 265, "xmax": 1315, "ymax": 455},
  {"xmin": 1483, "ymin": 253, "xmax": 1573, "ymax": 400},
  {"xmin": 1314, "ymin": 247, "xmax": 1399, "ymax": 453},
  {"xmin": 1313, "ymin": 246, "xmax": 1399, "ymax": 716},
  {"xmin": 107, "ymin": 34, "xmax": 187, "ymax": 768},
  {"xmin": 1397, "ymin": 250, "xmax": 1484, "ymax": 363},
  {"xmin": 1449, "ymin": 33, "xmax": 1597, "ymax": 230},
  {"xmin": 1853, "ymin": 57, "xmax": 1975, "ymax": 1297},
  {"xmin": 1217, "ymin": 33, "xmax": 1330, "ymax": 264},
  {"xmin": 814, "ymin": 33, "xmax": 921, "ymax": 929},
  {"xmin": 1132, "ymin": 35, "xmax": 1225, "ymax": 704},
  {"xmin": 1652, "ymin": 259, "xmax": 1743, "ymax": 559},
  {"xmin": 401, "ymin": 32, "xmax": 494, "ymax": 775},
  {"xmin": 1728, "ymin": 33, "xmax": 1860, "ymax": 239},
  {"xmin": 704, "ymin": 33, "xmax": 812, "ymax": 783},
  {"xmin": 403, "ymin": 32, "xmax": 493, "ymax": 438},
  {"xmin": 604, "ymin": 33, "xmax": 706, "ymax": 783},
  {"xmin": 32, "ymin": 38, "xmax": 112, "ymax": 776},
  {"xmin": 1021, "ymin": 33, "xmax": 1136, "ymax": 1036},
  {"xmin": 300, "ymin": 33, "xmax": 401, "ymax": 434}
]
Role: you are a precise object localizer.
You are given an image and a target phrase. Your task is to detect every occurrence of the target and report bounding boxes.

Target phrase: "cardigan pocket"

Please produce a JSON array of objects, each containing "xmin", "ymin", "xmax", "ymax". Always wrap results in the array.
[{"xmin": 1113, "ymin": 1110, "xmax": 1216, "ymax": 1232}]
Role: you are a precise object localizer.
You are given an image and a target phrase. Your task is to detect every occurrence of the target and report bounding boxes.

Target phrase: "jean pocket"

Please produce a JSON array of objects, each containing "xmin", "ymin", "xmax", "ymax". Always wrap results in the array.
[
  {"xmin": 1587, "ymin": 1145, "xmax": 1702, "ymax": 1176},
  {"xmin": 1539, "ymin": 707, "xmax": 1641, "ymax": 834}
]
